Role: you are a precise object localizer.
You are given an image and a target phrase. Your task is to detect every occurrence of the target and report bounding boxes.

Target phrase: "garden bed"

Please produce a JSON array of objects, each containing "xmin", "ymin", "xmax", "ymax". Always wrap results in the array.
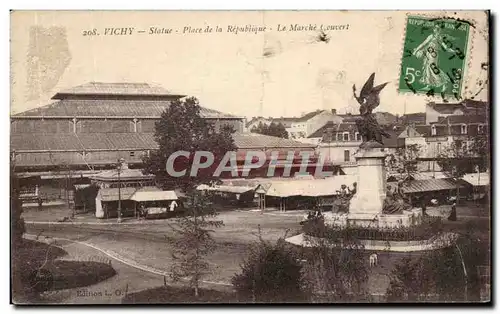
[
  {"xmin": 122, "ymin": 285, "xmax": 238, "ymax": 304},
  {"xmin": 28, "ymin": 260, "xmax": 117, "ymax": 293},
  {"xmin": 47, "ymin": 260, "xmax": 117, "ymax": 291},
  {"xmin": 13, "ymin": 239, "xmax": 69, "ymax": 276}
]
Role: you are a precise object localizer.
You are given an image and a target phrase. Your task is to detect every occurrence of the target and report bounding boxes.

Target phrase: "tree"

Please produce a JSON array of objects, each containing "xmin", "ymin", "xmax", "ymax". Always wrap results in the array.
[
  {"xmin": 436, "ymin": 139, "xmax": 488, "ymax": 204},
  {"xmin": 231, "ymin": 231, "xmax": 307, "ymax": 303},
  {"xmin": 386, "ymin": 256, "xmax": 433, "ymax": 302},
  {"xmin": 142, "ymin": 97, "xmax": 237, "ymax": 190},
  {"xmin": 301, "ymin": 217, "xmax": 368, "ymax": 301},
  {"xmin": 386, "ymin": 231, "xmax": 486, "ymax": 302},
  {"xmin": 385, "ymin": 144, "xmax": 421, "ymax": 180},
  {"xmin": 468, "ymin": 134, "xmax": 489, "ymax": 172},
  {"xmin": 11, "ymin": 160, "xmax": 36, "ymax": 303},
  {"xmin": 251, "ymin": 121, "xmax": 289, "ymax": 139},
  {"xmin": 11, "ymin": 162, "xmax": 25, "ymax": 249},
  {"xmin": 168, "ymin": 190, "xmax": 224, "ymax": 297}
]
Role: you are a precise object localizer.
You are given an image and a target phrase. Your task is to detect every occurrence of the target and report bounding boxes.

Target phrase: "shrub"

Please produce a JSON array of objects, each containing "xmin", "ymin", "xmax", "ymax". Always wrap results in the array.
[
  {"xmin": 386, "ymin": 234, "xmax": 487, "ymax": 302},
  {"xmin": 231, "ymin": 236, "xmax": 308, "ymax": 303}
]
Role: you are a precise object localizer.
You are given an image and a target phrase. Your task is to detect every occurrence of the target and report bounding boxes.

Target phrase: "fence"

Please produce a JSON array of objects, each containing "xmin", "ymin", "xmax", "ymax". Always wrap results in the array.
[{"xmin": 303, "ymin": 216, "xmax": 443, "ymax": 242}]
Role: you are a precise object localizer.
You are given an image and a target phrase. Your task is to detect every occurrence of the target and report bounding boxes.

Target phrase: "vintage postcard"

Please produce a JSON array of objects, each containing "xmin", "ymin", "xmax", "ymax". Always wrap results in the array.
[{"xmin": 10, "ymin": 10, "xmax": 490, "ymax": 304}]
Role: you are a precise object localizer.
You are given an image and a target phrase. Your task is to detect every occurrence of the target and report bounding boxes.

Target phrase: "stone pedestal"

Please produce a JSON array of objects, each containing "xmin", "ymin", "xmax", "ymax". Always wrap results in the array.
[
  {"xmin": 324, "ymin": 141, "xmax": 423, "ymax": 229},
  {"xmin": 348, "ymin": 145, "xmax": 387, "ymax": 215},
  {"xmin": 324, "ymin": 208, "xmax": 423, "ymax": 229}
]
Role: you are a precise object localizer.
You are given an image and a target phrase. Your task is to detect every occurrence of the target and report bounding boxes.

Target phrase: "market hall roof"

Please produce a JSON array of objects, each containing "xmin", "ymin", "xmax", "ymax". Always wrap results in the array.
[
  {"xmin": 11, "ymin": 133, "xmax": 158, "ymax": 152},
  {"xmin": 13, "ymin": 82, "xmax": 243, "ymax": 119},
  {"xmin": 12, "ymin": 99, "xmax": 243, "ymax": 119},
  {"xmin": 11, "ymin": 132, "xmax": 315, "ymax": 153},
  {"xmin": 52, "ymin": 82, "xmax": 186, "ymax": 99}
]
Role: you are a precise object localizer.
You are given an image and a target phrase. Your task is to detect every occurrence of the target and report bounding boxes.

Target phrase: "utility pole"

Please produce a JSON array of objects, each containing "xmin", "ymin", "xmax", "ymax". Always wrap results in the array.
[{"xmin": 117, "ymin": 158, "xmax": 123, "ymax": 223}]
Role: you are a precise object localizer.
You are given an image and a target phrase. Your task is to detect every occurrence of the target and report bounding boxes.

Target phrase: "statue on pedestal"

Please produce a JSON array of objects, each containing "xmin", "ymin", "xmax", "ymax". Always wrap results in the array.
[
  {"xmin": 352, "ymin": 73, "xmax": 391, "ymax": 148},
  {"xmin": 382, "ymin": 181, "xmax": 412, "ymax": 215}
]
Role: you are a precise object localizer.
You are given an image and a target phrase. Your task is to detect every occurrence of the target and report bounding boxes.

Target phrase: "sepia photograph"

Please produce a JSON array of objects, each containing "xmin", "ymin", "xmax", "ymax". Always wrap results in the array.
[{"xmin": 10, "ymin": 10, "xmax": 491, "ymax": 304}]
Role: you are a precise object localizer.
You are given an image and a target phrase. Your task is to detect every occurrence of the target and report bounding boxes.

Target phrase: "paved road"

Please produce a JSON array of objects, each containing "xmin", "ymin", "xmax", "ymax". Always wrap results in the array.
[
  {"xmin": 24, "ymin": 207, "xmax": 489, "ymax": 300},
  {"xmin": 25, "ymin": 210, "xmax": 305, "ymax": 286}
]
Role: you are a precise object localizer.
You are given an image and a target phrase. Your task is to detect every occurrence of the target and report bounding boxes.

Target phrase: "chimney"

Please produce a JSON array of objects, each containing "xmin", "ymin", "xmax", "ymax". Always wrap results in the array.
[{"xmin": 331, "ymin": 108, "xmax": 337, "ymax": 115}]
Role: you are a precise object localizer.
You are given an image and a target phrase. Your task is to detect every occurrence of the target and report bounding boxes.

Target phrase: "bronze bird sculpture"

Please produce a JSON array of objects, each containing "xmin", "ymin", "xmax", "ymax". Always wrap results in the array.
[{"xmin": 352, "ymin": 73, "xmax": 390, "ymax": 147}]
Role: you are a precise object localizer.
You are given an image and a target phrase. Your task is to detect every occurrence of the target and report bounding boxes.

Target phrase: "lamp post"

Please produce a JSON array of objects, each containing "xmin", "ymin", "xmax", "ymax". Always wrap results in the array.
[
  {"xmin": 455, "ymin": 243, "xmax": 468, "ymax": 301},
  {"xmin": 117, "ymin": 158, "xmax": 124, "ymax": 223}
]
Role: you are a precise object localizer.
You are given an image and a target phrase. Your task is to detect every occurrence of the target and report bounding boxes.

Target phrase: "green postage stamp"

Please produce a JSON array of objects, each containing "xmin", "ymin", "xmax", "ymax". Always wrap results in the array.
[{"xmin": 399, "ymin": 15, "xmax": 471, "ymax": 99}]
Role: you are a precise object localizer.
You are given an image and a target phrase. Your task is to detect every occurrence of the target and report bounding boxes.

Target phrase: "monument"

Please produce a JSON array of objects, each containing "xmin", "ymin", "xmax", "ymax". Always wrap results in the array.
[{"xmin": 324, "ymin": 73, "xmax": 422, "ymax": 229}]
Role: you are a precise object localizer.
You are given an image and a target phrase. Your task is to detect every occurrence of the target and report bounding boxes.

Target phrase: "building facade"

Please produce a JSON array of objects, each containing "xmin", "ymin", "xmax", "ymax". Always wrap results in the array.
[
  {"xmin": 400, "ymin": 99, "xmax": 489, "ymax": 173},
  {"xmin": 308, "ymin": 121, "xmax": 402, "ymax": 175},
  {"xmin": 11, "ymin": 82, "xmax": 246, "ymax": 173}
]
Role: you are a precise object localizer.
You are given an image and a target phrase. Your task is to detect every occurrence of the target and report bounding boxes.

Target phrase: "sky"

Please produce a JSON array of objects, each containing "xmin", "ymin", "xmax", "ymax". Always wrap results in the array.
[{"xmin": 10, "ymin": 10, "xmax": 489, "ymax": 119}]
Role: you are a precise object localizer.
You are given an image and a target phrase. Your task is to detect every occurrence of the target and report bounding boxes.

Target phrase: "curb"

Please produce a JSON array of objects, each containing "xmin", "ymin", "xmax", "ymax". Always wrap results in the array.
[
  {"xmin": 286, "ymin": 232, "xmax": 460, "ymax": 252},
  {"xmin": 24, "ymin": 234, "xmax": 232, "ymax": 288}
]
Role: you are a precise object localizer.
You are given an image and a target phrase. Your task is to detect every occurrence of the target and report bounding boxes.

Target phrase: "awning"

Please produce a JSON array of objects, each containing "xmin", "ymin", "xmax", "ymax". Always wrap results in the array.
[
  {"xmin": 215, "ymin": 185, "xmax": 255, "ymax": 194},
  {"xmin": 386, "ymin": 172, "xmax": 449, "ymax": 182},
  {"xmin": 196, "ymin": 184, "xmax": 255, "ymax": 194},
  {"xmin": 131, "ymin": 190, "xmax": 178, "ymax": 202},
  {"xmin": 399, "ymin": 179, "xmax": 459, "ymax": 194},
  {"xmin": 74, "ymin": 184, "xmax": 91, "ymax": 190},
  {"xmin": 196, "ymin": 184, "xmax": 211, "ymax": 191},
  {"xmin": 97, "ymin": 187, "xmax": 137, "ymax": 202},
  {"xmin": 255, "ymin": 184, "xmax": 268, "ymax": 194},
  {"xmin": 462, "ymin": 173, "xmax": 489, "ymax": 187},
  {"xmin": 265, "ymin": 175, "xmax": 357, "ymax": 198},
  {"xmin": 411, "ymin": 172, "xmax": 449, "ymax": 180}
]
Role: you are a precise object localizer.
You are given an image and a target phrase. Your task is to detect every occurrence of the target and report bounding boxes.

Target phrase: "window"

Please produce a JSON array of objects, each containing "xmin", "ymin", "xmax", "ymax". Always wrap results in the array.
[
  {"xmin": 355, "ymin": 132, "xmax": 361, "ymax": 141},
  {"xmin": 431, "ymin": 125, "xmax": 437, "ymax": 136},
  {"xmin": 129, "ymin": 151, "xmax": 135, "ymax": 157},
  {"xmin": 478, "ymin": 124, "xmax": 485, "ymax": 134},
  {"xmin": 337, "ymin": 133, "xmax": 343, "ymax": 141},
  {"xmin": 460, "ymin": 124, "xmax": 467, "ymax": 135},
  {"xmin": 343, "ymin": 132, "xmax": 350, "ymax": 141},
  {"xmin": 344, "ymin": 150, "xmax": 350, "ymax": 162}
]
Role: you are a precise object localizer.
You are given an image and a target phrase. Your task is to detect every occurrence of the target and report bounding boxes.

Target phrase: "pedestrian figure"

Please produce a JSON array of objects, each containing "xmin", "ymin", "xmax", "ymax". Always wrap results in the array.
[
  {"xmin": 139, "ymin": 204, "xmax": 146, "ymax": 219},
  {"xmin": 448, "ymin": 202, "xmax": 457, "ymax": 221},
  {"xmin": 169, "ymin": 200, "xmax": 178, "ymax": 212},
  {"xmin": 369, "ymin": 253, "xmax": 378, "ymax": 267},
  {"xmin": 37, "ymin": 197, "xmax": 43, "ymax": 211},
  {"xmin": 421, "ymin": 202, "xmax": 427, "ymax": 216}
]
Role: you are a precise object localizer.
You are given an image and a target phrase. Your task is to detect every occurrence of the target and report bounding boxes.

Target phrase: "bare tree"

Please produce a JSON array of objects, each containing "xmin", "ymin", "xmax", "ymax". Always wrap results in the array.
[
  {"xmin": 385, "ymin": 144, "xmax": 422, "ymax": 181},
  {"xmin": 168, "ymin": 190, "xmax": 223, "ymax": 297}
]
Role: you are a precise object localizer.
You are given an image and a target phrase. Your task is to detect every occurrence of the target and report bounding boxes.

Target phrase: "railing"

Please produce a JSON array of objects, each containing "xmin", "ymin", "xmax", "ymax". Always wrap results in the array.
[{"xmin": 303, "ymin": 216, "xmax": 443, "ymax": 242}]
